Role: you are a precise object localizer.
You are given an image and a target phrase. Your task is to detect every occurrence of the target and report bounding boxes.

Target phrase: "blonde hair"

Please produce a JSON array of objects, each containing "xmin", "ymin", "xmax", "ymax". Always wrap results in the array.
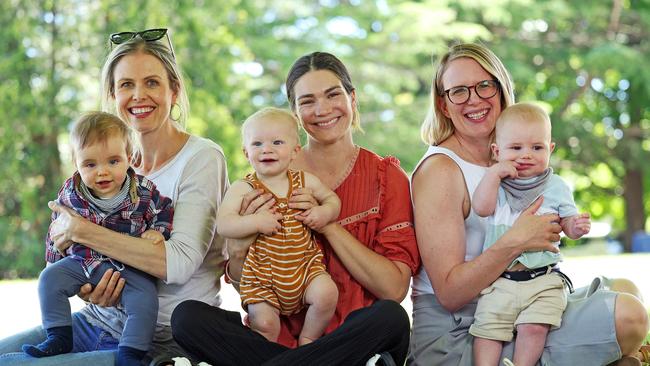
[
  {"xmin": 421, "ymin": 43, "xmax": 515, "ymax": 145},
  {"xmin": 241, "ymin": 107, "xmax": 301, "ymax": 145},
  {"xmin": 100, "ymin": 37, "xmax": 189, "ymax": 129},
  {"xmin": 496, "ymin": 102, "xmax": 551, "ymax": 140},
  {"xmin": 70, "ymin": 111, "xmax": 134, "ymax": 160}
]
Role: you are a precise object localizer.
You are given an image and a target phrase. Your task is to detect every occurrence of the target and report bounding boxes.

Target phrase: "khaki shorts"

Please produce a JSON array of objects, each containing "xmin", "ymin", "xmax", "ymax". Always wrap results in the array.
[{"xmin": 469, "ymin": 272, "xmax": 568, "ymax": 342}]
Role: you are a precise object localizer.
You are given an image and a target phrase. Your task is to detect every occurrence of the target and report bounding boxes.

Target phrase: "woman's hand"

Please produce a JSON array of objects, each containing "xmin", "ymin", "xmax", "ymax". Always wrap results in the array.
[
  {"xmin": 48, "ymin": 201, "xmax": 84, "ymax": 254},
  {"xmin": 289, "ymin": 187, "xmax": 317, "ymax": 210},
  {"xmin": 78, "ymin": 268, "xmax": 125, "ymax": 307},
  {"xmin": 504, "ymin": 197, "xmax": 562, "ymax": 254},
  {"xmin": 141, "ymin": 229, "xmax": 166, "ymax": 246},
  {"xmin": 239, "ymin": 189, "xmax": 275, "ymax": 216}
]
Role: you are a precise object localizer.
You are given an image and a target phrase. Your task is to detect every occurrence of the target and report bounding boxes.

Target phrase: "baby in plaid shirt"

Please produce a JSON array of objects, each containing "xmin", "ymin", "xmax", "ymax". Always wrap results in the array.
[{"xmin": 22, "ymin": 111, "xmax": 173, "ymax": 366}]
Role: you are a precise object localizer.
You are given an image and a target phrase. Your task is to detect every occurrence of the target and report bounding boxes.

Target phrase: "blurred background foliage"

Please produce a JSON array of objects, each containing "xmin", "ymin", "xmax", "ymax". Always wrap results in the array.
[{"xmin": 1, "ymin": 0, "xmax": 648, "ymax": 278}]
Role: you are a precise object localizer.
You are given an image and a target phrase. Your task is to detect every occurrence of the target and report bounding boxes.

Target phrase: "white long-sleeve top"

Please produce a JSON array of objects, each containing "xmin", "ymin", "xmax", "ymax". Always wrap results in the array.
[{"xmin": 80, "ymin": 135, "xmax": 229, "ymax": 333}]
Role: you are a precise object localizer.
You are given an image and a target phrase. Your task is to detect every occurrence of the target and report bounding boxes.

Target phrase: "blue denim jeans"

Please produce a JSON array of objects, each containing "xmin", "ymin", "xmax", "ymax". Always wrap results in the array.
[{"xmin": 0, "ymin": 312, "xmax": 118, "ymax": 365}]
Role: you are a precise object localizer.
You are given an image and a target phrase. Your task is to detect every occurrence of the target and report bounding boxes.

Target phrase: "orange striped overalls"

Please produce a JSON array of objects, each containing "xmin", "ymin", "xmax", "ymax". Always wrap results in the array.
[{"xmin": 240, "ymin": 170, "xmax": 327, "ymax": 315}]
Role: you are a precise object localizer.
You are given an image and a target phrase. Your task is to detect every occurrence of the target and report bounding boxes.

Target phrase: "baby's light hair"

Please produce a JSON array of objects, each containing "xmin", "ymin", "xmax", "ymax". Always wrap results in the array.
[
  {"xmin": 70, "ymin": 111, "xmax": 134, "ymax": 161},
  {"xmin": 241, "ymin": 107, "xmax": 301, "ymax": 145},
  {"xmin": 495, "ymin": 102, "xmax": 551, "ymax": 140}
]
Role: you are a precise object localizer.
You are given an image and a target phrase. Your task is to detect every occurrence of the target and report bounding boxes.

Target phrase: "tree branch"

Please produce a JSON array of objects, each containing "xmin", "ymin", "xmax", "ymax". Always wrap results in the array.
[
  {"xmin": 558, "ymin": 72, "xmax": 591, "ymax": 119},
  {"xmin": 607, "ymin": 0, "xmax": 622, "ymax": 40}
]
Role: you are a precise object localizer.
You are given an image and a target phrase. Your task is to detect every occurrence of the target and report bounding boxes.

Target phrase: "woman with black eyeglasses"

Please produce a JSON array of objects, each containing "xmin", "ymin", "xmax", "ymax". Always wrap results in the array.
[
  {"xmin": 0, "ymin": 29, "xmax": 228, "ymax": 366},
  {"xmin": 407, "ymin": 43, "xmax": 648, "ymax": 366}
]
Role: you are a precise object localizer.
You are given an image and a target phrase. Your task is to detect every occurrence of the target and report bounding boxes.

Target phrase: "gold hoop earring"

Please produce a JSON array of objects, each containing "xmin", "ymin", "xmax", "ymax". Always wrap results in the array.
[{"xmin": 170, "ymin": 103, "xmax": 181, "ymax": 122}]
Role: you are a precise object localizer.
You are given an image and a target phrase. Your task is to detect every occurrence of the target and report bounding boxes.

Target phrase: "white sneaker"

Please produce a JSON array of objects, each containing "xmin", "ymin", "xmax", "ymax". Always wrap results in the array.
[
  {"xmin": 502, "ymin": 358, "xmax": 516, "ymax": 366},
  {"xmin": 365, "ymin": 354, "xmax": 381, "ymax": 366},
  {"xmin": 172, "ymin": 357, "xmax": 192, "ymax": 366},
  {"xmin": 172, "ymin": 356, "xmax": 213, "ymax": 366}
]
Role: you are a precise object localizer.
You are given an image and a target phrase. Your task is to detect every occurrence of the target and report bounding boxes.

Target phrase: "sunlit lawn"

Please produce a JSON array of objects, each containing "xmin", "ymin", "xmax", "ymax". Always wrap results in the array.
[
  {"xmin": 0, "ymin": 276, "xmax": 244, "ymax": 340},
  {"xmin": 1, "ymin": 240, "xmax": 649, "ymax": 341}
]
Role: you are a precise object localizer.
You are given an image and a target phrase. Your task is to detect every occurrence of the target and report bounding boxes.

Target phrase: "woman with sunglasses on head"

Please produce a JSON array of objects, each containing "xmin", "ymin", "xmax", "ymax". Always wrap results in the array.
[
  {"xmin": 0, "ymin": 29, "xmax": 228, "ymax": 366},
  {"xmin": 171, "ymin": 51, "xmax": 420, "ymax": 366},
  {"xmin": 407, "ymin": 42, "xmax": 648, "ymax": 366}
]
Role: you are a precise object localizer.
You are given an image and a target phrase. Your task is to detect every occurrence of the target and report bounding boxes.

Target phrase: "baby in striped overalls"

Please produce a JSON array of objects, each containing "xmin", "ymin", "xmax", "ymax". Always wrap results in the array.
[{"xmin": 218, "ymin": 107, "xmax": 340, "ymax": 346}]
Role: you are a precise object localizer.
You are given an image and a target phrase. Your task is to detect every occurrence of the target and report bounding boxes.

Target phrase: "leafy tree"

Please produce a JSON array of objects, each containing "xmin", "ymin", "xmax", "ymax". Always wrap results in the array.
[
  {"xmin": 0, "ymin": 0, "xmax": 80, "ymax": 277},
  {"xmin": 479, "ymin": 0, "xmax": 650, "ymax": 250},
  {"xmin": 2, "ymin": 1, "xmax": 649, "ymax": 278}
]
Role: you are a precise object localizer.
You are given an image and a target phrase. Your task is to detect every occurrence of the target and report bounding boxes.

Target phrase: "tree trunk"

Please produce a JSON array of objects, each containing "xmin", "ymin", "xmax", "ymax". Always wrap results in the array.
[
  {"xmin": 33, "ymin": 1, "xmax": 62, "ymax": 228},
  {"xmin": 45, "ymin": 0, "xmax": 62, "ymax": 199},
  {"xmin": 623, "ymin": 168, "xmax": 646, "ymax": 252}
]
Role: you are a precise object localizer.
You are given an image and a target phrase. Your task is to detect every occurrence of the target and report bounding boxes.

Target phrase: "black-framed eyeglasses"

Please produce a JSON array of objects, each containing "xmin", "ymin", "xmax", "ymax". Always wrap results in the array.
[
  {"xmin": 109, "ymin": 28, "xmax": 175, "ymax": 59},
  {"xmin": 443, "ymin": 79, "xmax": 500, "ymax": 105}
]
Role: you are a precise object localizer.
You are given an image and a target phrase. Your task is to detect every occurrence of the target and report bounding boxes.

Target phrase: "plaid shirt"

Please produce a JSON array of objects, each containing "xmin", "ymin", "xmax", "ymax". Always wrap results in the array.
[{"xmin": 45, "ymin": 168, "xmax": 173, "ymax": 277}]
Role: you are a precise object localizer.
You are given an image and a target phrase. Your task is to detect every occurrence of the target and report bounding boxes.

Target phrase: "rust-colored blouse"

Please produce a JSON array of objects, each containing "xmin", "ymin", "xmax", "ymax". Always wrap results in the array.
[{"xmin": 277, "ymin": 148, "xmax": 420, "ymax": 348}]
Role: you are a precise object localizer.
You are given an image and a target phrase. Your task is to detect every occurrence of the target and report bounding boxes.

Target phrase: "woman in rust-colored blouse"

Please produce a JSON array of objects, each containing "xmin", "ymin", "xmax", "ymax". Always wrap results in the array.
[{"xmin": 171, "ymin": 51, "xmax": 420, "ymax": 366}]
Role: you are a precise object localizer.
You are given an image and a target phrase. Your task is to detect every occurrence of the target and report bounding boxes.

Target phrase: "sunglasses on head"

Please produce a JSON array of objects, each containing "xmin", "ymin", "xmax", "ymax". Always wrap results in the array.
[{"xmin": 109, "ymin": 28, "xmax": 175, "ymax": 58}]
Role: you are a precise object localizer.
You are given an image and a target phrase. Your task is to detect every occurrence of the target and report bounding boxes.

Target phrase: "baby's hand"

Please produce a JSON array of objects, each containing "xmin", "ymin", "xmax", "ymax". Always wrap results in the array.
[
  {"xmin": 298, "ymin": 206, "xmax": 331, "ymax": 232},
  {"xmin": 256, "ymin": 210, "xmax": 282, "ymax": 236},
  {"xmin": 562, "ymin": 213, "xmax": 591, "ymax": 240},
  {"xmin": 489, "ymin": 161, "xmax": 519, "ymax": 179},
  {"xmin": 141, "ymin": 229, "xmax": 165, "ymax": 245},
  {"xmin": 569, "ymin": 213, "xmax": 591, "ymax": 238}
]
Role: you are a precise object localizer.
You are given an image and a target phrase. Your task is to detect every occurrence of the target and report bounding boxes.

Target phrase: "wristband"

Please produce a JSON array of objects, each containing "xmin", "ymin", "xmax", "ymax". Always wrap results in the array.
[{"xmin": 224, "ymin": 259, "xmax": 240, "ymax": 285}]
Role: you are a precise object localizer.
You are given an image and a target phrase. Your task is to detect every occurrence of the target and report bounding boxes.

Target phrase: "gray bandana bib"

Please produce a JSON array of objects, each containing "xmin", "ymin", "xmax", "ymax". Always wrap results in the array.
[{"xmin": 500, "ymin": 168, "xmax": 552, "ymax": 212}]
